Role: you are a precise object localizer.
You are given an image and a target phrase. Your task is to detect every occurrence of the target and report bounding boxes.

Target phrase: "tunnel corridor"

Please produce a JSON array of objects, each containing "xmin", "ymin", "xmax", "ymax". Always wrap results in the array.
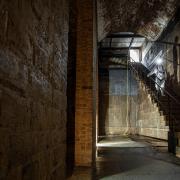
[{"xmin": 0, "ymin": 0, "xmax": 180, "ymax": 180}]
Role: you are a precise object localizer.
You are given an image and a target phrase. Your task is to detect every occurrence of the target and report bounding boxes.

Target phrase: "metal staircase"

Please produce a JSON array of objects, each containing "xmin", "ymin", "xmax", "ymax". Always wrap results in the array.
[{"xmin": 129, "ymin": 61, "xmax": 180, "ymax": 154}]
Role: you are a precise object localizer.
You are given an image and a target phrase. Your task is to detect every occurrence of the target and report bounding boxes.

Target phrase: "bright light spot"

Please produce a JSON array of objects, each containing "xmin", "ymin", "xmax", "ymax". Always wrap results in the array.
[
  {"xmin": 130, "ymin": 49, "xmax": 140, "ymax": 62},
  {"xmin": 156, "ymin": 58, "xmax": 163, "ymax": 65},
  {"xmin": 97, "ymin": 141, "xmax": 146, "ymax": 148}
]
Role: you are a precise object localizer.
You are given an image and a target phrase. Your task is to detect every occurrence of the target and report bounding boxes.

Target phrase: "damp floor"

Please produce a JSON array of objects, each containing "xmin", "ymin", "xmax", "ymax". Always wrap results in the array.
[
  {"xmin": 69, "ymin": 136, "xmax": 180, "ymax": 180},
  {"xmin": 96, "ymin": 136, "xmax": 180, "ymax": 180}
]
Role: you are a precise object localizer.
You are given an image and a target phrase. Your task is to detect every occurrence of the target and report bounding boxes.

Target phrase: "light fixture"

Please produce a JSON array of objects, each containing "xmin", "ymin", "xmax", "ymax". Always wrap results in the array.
[{"xmin": 156, "ymin": 57, "xmax": 163, "ymax": 65}]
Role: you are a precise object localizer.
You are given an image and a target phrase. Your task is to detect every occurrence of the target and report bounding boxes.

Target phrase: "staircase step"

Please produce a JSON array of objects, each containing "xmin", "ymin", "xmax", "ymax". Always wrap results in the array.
[
  {"xmin": 174, "ymin": 128, "xmax": 180, "ymax": 132},
  {"xmin": 159, "ymin": 108, "xmax": 180, "ymax": 114},
  {"xmin": 163, "ymin": 114, "xmax": 180, "ymax": 119},
  {"xmin": 132, "ymin": 63, "xmax": 180, "ymax": 131},
  {"xmin": 159, "ymin": 104, "xmax": 180, "ymax": 111}
]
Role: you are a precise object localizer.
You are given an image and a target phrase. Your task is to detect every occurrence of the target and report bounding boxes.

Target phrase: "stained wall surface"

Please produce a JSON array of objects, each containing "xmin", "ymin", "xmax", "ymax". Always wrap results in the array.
[
  {"xmin": 0, "ymin": 0, "xmax": 69, "ymax": 179},
  {"xmin": 99, "ymin": 68, "xmax": 138, "ymax": 136},
  {"xmin": 97, "ymin": 0, "xmax": 179, "ymax": 41},
  {"xmin": 98, "ymin": 66, "xmax": 169, "ymax": 139}
]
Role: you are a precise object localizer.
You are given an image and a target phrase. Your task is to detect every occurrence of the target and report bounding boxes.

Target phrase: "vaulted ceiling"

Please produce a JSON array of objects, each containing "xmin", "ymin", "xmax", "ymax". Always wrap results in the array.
[{"xmin": 97, "ymin": 0, "xmax": 179, "ymax": 41}]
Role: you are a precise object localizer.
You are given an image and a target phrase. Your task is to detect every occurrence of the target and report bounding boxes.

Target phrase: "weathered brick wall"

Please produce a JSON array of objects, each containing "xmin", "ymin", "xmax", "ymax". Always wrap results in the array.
[
  {"xmin": 137, "ymin": 82, "xmax": 169, "ymax": 140},
  {"xmin": 75, "ymin": 0, "xmax": 93, "ymax": 166},
  {"xmin": 97, "ymin": 0, "xmax": 178, "ymax": 41},
  {"xmin": 0, "ymin": 0, "xmax": 68, "ymax": 179}
]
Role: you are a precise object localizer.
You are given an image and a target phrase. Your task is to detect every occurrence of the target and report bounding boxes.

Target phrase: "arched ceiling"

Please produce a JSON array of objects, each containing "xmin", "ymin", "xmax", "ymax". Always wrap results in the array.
[{"xmin": 97, "ymin": 0, "xmax": 179, "ymax": 41}]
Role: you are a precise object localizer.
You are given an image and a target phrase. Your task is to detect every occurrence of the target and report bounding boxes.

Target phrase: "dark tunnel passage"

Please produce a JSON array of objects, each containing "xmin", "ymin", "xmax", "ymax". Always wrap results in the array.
[{"xmin": 0, "ymin": 0, "xmax": 180, "ymax": 179}]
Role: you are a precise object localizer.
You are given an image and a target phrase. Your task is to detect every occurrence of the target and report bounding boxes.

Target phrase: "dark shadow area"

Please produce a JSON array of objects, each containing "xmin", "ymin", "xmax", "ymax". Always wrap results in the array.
[
  {"xmin": 98, "ymin": 58, "xmax": 109, "ymax": 137},
  {"xmin": 66, "ymin": 0, "xmax": 77, "ymax": 177},
  {"xmin": 96, "ymin": 148, "xmax": 153, "ymax": 179}
]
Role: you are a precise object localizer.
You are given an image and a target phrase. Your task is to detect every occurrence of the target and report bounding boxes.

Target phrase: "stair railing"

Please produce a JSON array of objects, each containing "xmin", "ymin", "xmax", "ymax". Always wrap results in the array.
[{"xmin": 127, "ymin": 57, "xmax": 180, "ymax": 144}]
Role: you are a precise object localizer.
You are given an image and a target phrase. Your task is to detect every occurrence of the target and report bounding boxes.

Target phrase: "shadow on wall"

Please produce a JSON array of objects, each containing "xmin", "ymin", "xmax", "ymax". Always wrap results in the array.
[
  {"xmin": 66, "ymin": 0, "xmax": 77, "ymax": 177},
  {"xmin": 98, "ymin": 66, "xmax": 109, "ymax": 137}
]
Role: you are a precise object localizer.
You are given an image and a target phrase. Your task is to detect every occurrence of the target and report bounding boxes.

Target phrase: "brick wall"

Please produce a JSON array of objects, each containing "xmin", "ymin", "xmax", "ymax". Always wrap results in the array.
[
  {"xmin": 75, "ymin": 0, "xmax": 93, "ymax": 166},
  {"xmin": 97, "ymin": 0, "xmax": 178, "ymax": 41},
  {"xmin": 0, "ymin": 0, "xmax": 69, "ymax": 179}
]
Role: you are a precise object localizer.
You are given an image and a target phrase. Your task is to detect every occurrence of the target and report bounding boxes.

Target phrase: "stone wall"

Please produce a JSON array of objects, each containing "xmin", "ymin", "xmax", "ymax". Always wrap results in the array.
[
  {"xmin": 0, "ymin": 0, "xmax": 69, "ymax": 179},
  {"xmin": 137, "ymin": 83, "xmax": 169, "ymax": 140}
]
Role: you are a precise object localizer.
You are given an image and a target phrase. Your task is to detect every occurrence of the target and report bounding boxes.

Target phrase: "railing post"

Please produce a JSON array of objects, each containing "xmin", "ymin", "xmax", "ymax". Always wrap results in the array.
[
  {"xmin": 150, "ymin": 77, "xmax": 151, "ymax": 96},
  {"xmin": 168, "ymin": 95, "xmax": 176, "ymax": 154},
  {"xmin": 157, "ymin": 88, "xmax": 160, "ymax": 106}
]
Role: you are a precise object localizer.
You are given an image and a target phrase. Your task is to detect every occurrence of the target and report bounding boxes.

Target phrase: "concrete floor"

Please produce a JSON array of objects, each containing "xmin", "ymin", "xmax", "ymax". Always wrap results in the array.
[
  {"xmin": 96, "ymin": 136, "xmax": 180, "ymax": 180},
  {"xmin": 69, "ymin": 136, "xmax": 180, "ymax": 180}
]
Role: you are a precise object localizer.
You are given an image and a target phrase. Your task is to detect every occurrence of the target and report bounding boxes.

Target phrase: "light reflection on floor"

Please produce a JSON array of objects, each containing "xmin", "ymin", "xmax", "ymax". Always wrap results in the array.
[
  {"xmin": 96, "ymin": 136, "xmax": 180, "ymax": 180},
  {"xmin": 97, "ymin": 136, "xmax": 147, "ymax": 148}
]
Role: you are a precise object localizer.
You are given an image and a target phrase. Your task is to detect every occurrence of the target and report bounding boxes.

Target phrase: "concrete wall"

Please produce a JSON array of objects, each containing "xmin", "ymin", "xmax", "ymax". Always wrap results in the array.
[
  {"xmin": 99, "ymin": 68, "xmax": 138, "ymax": 136},
  {"xmin": 98, "ymin": 66, "xmax": 169, "ymax": 139},
  {"xmin": 0, "ymin": 0, "xmax": 69, "ymax": 179}
]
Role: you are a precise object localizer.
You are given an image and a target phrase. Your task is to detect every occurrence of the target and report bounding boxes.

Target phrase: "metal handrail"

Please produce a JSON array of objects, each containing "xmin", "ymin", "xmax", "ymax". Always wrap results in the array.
[
  {"xmin": 127, "ymin": 56, "xmax": 180, "ymax": 105},
  {"xmin": 148, "ymin": 40, "xmax": 180, "ymax": 47}
]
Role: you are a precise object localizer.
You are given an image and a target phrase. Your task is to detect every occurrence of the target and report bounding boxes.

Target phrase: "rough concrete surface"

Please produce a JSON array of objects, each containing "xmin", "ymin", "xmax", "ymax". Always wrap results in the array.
[{"xmin": 96, "ymin": 136, "xmax": 180, "ymax": 180}]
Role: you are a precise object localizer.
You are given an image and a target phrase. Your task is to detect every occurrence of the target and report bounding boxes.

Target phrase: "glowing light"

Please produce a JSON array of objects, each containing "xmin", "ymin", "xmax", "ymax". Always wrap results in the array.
[
  {"xmin": 156, "ymin": 58, "xmax": 163, "ymax": 65},
  {"xmin": 130, "ymin": 50, "xmax": 139, "ymax": 62}
]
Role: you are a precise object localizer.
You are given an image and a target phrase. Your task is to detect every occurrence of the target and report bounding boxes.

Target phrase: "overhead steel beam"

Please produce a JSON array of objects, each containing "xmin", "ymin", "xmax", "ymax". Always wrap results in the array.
[
  {"xmin": 99, "ymin": 47, "xmax": 139, "ymax": 51},
  {"xmin": 129, "ymin": 37, "xmax": 134, "ymax": 50},
  {"xmin": 106, "ymin": 34, "xmax": 144, "ymax": 39},
  {"xmin": 99, "ymin": 53, "xmax": 128, "ymax": 58}
]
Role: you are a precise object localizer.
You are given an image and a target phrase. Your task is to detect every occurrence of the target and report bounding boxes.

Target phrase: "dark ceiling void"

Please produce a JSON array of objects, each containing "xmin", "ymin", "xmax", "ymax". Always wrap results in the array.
[{"xmin": 99, "ymin": 33, "xmax": 144, "ymax": 65}]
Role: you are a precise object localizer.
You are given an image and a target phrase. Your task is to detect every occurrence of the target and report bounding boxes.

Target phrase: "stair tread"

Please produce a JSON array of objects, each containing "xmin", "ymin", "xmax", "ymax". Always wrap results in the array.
[{"xmin": 132, "ymin": 62, "xmax": 180, "ymax": 129}]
